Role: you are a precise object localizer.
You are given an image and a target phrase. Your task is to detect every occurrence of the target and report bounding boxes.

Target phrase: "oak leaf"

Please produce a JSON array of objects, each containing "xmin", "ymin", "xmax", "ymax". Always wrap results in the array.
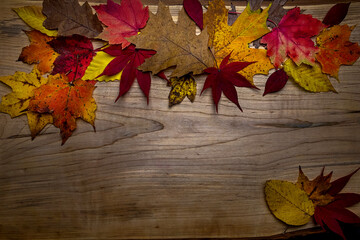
[
  {"xmin": 94, "ymin": 0, "xmax": 149, "ymax": 48},
  {"xmin": 18, "ymin": 30, "xmax": 58, "ymax": 74},
  {"xmin": 28, "ymin": 74, "xmax": 96, "ymax": 145},
  {"xmin": 13, "ymin": 6, "xmax": 57, "ymax": 36},
  {"xmin": 283, "ymin": 59, "xmax": 336, "ymax": 93},
  {"xmin": 0, "ymin": 68, "xmax": 53, "ymax": 138},
  {"xmin": 201, "ymin": 53, "xmax": 257, "ymax": 112},
  {"xmin": 49, "ymin": 34, "xmax": 95, "ymax": 81},
  {"xmin": 168, "ymin": 74, "xmax": 196, "ymax": 106},
  {"xmin": 261, "ymin": 7, "xmax": 325, "ymax": 68},
  {"xmin": 127, "ymin": 2, "xmax": 213, "ymax": 78},
  {"xmin": 42, "ymin": 0, "xmax": 103, "ymax": 38},
  {"xmin": 323, "ymin": 3, "xmax": 351, "ymax": 27},
  {"xmin": 316, "ymin": 25, "xmax": 360, "ymax": 80},
  {"xmin": 204, "ymin": 1, "xmax": 273, "ymax": 84},
  {"xmin": 265, "ymin": 180, "xmax": 315, "ymax": 226}
]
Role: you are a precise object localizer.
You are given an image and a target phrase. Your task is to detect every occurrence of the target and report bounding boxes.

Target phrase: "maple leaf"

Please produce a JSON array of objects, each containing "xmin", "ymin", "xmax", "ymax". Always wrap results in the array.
[
  {"xmin": 127, "ymin": 2, "xmax": 213, "ymax": 78},
  {"xmin": 168, "ymin": 74, "xmax": 196, "ymax": 106},
  {"xmin": 97, "ymin": 44, "xmax": 156, "ymax": 103},
  {"xmin": 265, "ymin": 180, "xmax": 315, "ymax": 226},
  {"xmin": 94, "ymin": 0, "xmax": 149, "ymax": 48},
  {"xmin": 183, "ymin": 0, "xmax": 203, "ymax": 30},
  {"xmin": 13, "ymin": 6, "xmax": 57, "ymax": 37},
  {"xmin": 323, "ymin": 3, "xmax": 351, "ymax": 27},
  {"xmin": 261, "ymin": 7, "xmax": 325, "ymax": 68},
  {"xmin": 49, "ymin": 34, "xmax": 95, "ymax": 81},
  {"xmin": 283, "ymin": 59, "xmax": 336, "ymax": 93},
  {"xmin": 263, "ymin": 69, "xmax": 288, "ymax": 96},
  {"xmin": 204, "ymin": 1, "xmax": 273, "ymax": 84},
  {"xmin": 0, "ymin": 68, "xmax": 53, "ymax": 138},
  {"xmin": 18, "ymin": 30, "xmax": 58, "ymax": 74},
  {"xmin": 42, "ymin": 0, "xmax": 103, "ymax": 38},
  {"xmin": 316, "ymin": 25, "xmax": 360, "ymax": 80},
  {"xmin": 201, "ymin": 53, "xmax": 257, "ymax": 112},
  {"xmin": 28, "ymin": 74, "xmax": 96, "ymax": 145}
]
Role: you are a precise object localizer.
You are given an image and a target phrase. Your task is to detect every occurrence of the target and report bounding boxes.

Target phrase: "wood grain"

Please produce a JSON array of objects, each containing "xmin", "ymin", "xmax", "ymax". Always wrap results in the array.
[{"xmin": 0, "ymin": 0, "xmax": 360, "ymax": 239}]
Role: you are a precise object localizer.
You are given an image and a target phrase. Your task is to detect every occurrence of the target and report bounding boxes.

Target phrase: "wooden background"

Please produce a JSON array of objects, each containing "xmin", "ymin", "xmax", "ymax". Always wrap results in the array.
[{"xmin": 1, "ymin": 0, "xmax": 360, "ymax": 239}]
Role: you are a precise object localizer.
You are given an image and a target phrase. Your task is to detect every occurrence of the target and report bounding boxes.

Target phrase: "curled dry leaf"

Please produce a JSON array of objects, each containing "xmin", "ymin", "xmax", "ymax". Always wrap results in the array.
[
  {"xmin": 265, "ymin": 180, "xmax": 315, "ymax": 226},
  {"xmin": 168, "ymin": 74, "xmax": 196, "ymax": 107}
]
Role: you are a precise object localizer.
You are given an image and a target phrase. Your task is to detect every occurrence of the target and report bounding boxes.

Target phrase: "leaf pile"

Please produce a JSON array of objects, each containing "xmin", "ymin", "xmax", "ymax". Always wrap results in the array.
[
  {"xmin": 265, "ymin": 167, "xmax": 360, "ymax": 239},
  {"xmin": 1, "ymin": 0, "xmax": 360, "ymax": 144}
]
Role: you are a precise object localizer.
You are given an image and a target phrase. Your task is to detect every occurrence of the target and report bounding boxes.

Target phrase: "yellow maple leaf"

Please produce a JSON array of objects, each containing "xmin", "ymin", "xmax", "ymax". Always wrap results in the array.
[
  {"xmin": 13, "ymin": 6, "xmax": 57, "ymax": 37},
  {"xmin": 0, "ymin": 68, "xmax": 53, "ymax": 138},
  {"xmin": 204, "ymin": 1, "xmax": 273, "ymax": 83},
  {"xmin": 265, "ymin": 180, "xmax": 315, "ymax": 226},
  {"xmin": 283, "ymin": 59, "xmax": 337, "ymax": 93}
]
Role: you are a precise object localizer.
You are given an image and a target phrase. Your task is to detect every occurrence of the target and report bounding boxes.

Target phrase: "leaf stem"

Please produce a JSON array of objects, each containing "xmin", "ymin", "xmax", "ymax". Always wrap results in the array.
[
  {"xmin": 267, "ymin": 19, "xmax": 278, "ymax": 27},
  {"xmin": 208, "ymin": 47, "xmax": 219, "ymax": 69},
  {"xmin": 73, "ymin": 54, "xmax": 79, "ymax": 82}
]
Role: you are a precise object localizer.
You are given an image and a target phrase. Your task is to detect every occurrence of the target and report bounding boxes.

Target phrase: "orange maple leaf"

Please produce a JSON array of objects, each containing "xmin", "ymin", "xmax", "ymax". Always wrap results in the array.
[
  {"xmin": 316, "ymin": 25, "xmax": 360, "ymax": 80},
  {"xmin": 28, "ymin": 74, "xmax": 96, "ymax": 145},
  {"xmin": 18, "ymin": 30, "xmax": 58, "ymax": 74}
]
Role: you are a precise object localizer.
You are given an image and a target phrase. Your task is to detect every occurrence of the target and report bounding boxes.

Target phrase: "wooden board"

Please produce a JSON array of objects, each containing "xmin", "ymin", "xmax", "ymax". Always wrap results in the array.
[{"xmin": 0, "ymin": 0, "xmax": 360, "ymax": 239}]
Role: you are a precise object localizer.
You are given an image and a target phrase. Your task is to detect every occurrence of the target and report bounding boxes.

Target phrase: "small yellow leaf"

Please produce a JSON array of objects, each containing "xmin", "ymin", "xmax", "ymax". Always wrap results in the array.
[
  {"xmin": 13, "ymin": 6, "xmax": 57, "ymax": 37},
  {"xmin": 82, "ymin": 50, "xmax": 122, "ymax": 82},
  {"xmin": 168, "ymin": 75, "xmax": 196, "ymax": 106},
  {"xmin": 27, "ymin": 111, "xmax": 53, "ymax": 139},
  {"xmin": 283, "ymin": 59, "xmax": 337, "ymax": 93},
  {"xmin": 265, "ymin": 180, "xmax": 315, "ymax": 226}
]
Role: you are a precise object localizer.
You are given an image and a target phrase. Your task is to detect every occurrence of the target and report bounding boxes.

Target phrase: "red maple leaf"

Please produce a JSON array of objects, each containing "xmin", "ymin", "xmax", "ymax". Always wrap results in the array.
[
  {"xmin": 201, "ymin": 53, "xmax": 257, "ymax": 112},
  {"xmin": 261, "ymin": 7, "xmax": 325, "ymax": 68},
  {"xmin": 94, "ymin": 0, "xmax": 149, "ymax": 48},
  {"xmin": 98, "ymin": 44, "xmax": 156, "ymax": 103},
  {"xmin": 49, "ymin": 34, "xmax": 95, "ymax": 82},
  {"xmin": 314, "ymin": 168, "xmax": 360, "ymax": 240}
]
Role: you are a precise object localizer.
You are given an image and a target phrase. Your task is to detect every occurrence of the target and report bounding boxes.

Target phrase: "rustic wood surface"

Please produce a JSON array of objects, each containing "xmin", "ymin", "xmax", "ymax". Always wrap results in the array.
[{"xmin": 1, "ymin": 0, "xmax": 360, "ymax": 239}]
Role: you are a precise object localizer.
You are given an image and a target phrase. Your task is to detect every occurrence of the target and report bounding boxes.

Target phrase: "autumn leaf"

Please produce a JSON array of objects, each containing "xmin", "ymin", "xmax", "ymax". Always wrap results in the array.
[
  {"xmin": 227, "ymin": 4, "xmax": 238, "ymax": 26},
  {"xmin": 18, "ymin": 30, "xmax": 58, "ymax": 74},
  {"xmin": 0, "ymin": 68, "xmax": 53, "ymax": 138},
  {"xmin": 323, "ymin": 3, "xmax": 351, "ymax": 27},
  {"xmin": 183, "ymin": 0, "xmax": 203, "ymax": 30},
  {"xmin": 316, "ymin": 25, "xmax": 360, "ymax": 80},
  {"xmin": 263, "ymin": 69, "xmax": 288, "ymax": 96},
  {"xmin": 168, "ymin": 74, "xmax": 196, "ymax": 106},
  {"xmin": 267, "ymin": 0, "xmax": 288, "ymax": 27},
  {"xmin": 13, "ymin": 6, "xmax": 57, "ymax": 36},
  {"xmin": 261, "ymin": 7, "xmax": 325, "ymax": 68},
  {"xmin": 28, "ymin": 74, "xmax": 96, "ymax": 145},
  {"xmin": 265, "ymin": 180, "xmax": 315, "ymax": 226},
  {"xmin": 42, "ymin": 0, "xmax": 103, "ymax": 38},
  {"xmin": 94, "ymin": 0, "xmax": 148, "ymax": 48},
  {"xmin": 249, "ymin": 0, "xmax": 263, "ymax": 11},
  {"xmin": 49, "ymin": 34, "xmax": 95, "ymax": 81},
  {"xmin": 201, "ymin": 53, "xmax": 257, "ymax": 112},
  {"xmin": 127, "ymin": 2, "xmax": 213, "ymax": 78},
  {"xmin": 283, "ymin": 59, "xmax": 336, "ymax": 93},
  {"xmin": 97, "ymin": 44, "xmax": 156, "ymax": 103},
  {"xmin": 204, "ymin": 1, "xmax": 273, "ymax": 84}
]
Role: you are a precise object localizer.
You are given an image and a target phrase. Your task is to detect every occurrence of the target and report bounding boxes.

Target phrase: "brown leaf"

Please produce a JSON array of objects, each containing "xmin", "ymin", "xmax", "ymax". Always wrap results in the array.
[
  {"xmin": 128, "ymin": 2, "xmax": 213, "ymax": 78},
  {"xmin": 42, "ymin": 0, "xmax": 103, "ymax": 38}
]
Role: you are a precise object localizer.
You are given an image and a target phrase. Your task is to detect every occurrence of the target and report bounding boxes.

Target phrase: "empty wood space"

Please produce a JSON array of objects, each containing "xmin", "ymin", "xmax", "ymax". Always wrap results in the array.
[{"xmin": 0, "ymin": 0, "xmax": 359, "ymax": 239}]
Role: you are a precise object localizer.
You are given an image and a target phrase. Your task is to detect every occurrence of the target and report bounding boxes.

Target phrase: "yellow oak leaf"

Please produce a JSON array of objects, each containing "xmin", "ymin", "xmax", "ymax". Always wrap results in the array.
[
  {"xmin": 18, "ymin": 30, "xmax": 59, "ymax": 74},
  {"xmin": 265, "ymin": 180, "xmax": 315, "ymax": 226},
  {"xmin": 13, "ymin": 6, "xmax": 57, "ymax": 37},
  {"xmin": 204, "ymin": 1, "xmax": 273, "ymax": 83},
  {"xmin": 168, "ymin": 75, "xmax": 196, "ymax": 106},
  {"xmin": 316, "ymin": 25, "xmax": 360, "ymax": 80},
  {"xmin": 127, "ymin": 2, "xmax": 213, "ymax": 78},
  {"xmin": 0, "ymin": 68, "xmax": 53, "ymax": 138},
  {"xmin": 283, "ymin": 59, "xmax": 337, "ymax": 93},
  {"xmin": 82, "ymin": 50, "xmax": 122, "ymax": 82}
]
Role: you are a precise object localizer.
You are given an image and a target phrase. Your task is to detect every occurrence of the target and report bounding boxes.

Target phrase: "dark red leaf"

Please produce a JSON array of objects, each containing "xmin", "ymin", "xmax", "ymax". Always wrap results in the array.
[
  {"xmin": 49, "ymin": 35, "xmax": 95, "ymax": 82},
  {"xmin": 201, "ymin": 52, "xmax": 256, "ymax": 112},
  {"xmin": 99, "ymin": 44, "xmax": 156, "ymax": 103},
  {"xmin": 183, "ymin": 0, "xmax": 203, "ymax": 30},
  {"xmin": 331, "ymin": 193, "xmax": 360, "ymax": 208},
  {"xmin": 323, "ymin": 3, "xmax": 351, "ymax": 27},
  {"xmin": 156, "ymin": 71, "xmax": 168, "ymax": 82},
  {"xmin": 263, "ymin": 69, "xmax": 289, "ymax": 96},
  {"xmin": 328, "ymin": 167, "xmax": 360, "ymax": 196}
]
